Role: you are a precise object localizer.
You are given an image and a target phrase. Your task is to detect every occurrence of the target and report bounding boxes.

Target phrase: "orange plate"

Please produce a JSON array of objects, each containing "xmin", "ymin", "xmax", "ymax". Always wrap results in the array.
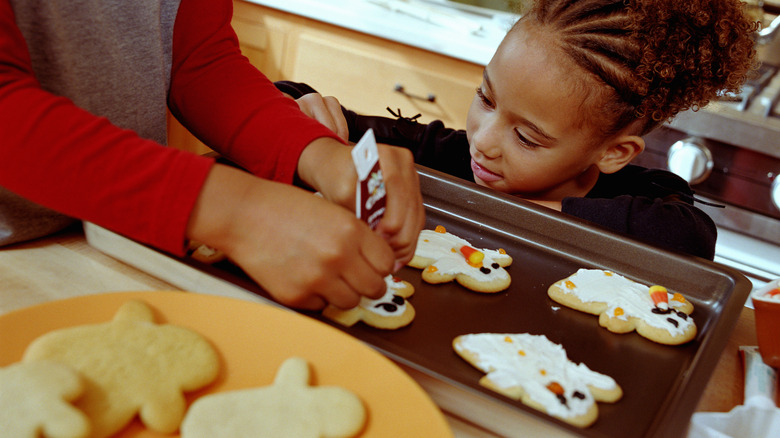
[{"xmin": 0, "ymin": 291, "xmax": 452, "ymax": 437}]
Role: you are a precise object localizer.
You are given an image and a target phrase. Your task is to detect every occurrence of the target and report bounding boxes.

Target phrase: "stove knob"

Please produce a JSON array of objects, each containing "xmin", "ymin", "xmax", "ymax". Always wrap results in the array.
[{"xmin": 667, "ymin": 138, "xmax": 713, "ymax": 185}]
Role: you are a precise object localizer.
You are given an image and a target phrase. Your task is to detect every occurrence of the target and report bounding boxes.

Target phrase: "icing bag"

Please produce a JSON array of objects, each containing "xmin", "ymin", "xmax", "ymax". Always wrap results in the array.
[{"xmin": 351, "ymin": 129, "xmax": 386, "ymax": 230}]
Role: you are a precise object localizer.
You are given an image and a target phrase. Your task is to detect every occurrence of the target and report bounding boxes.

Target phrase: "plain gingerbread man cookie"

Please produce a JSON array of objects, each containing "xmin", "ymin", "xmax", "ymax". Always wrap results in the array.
[
  {"xmin": 322, "ymin": 275, "xmax": 415, "ymax": 329},
  {"xmin": 180, "ymin": 357, "xmax": 366, "ymax": 438},
  {"xmin": 22, "ymin": 300, "xmax": 220, "ymax": 438},
  {"xmin": 548, "ymin": 269, "xmax": 697, "ymax": 345},
  {"xmin": 0, "ymin": 361, "xmax": 90, "ymax": 438},
  {"xmin": 409, "ymin": 226, "xmax": 513, "ymax": 293}
]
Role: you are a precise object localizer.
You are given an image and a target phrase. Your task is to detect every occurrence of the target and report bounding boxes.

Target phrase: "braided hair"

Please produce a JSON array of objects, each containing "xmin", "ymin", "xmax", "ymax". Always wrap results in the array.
[{"xmin": 515, "ymin": 0, "xmax": 758, "ymax": 135}]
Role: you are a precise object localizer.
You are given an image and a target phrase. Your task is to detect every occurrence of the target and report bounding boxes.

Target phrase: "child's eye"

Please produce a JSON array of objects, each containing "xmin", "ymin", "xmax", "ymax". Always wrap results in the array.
[
  {"xmin": 475, "ymin": 87, "xmax": 494, "ymax": 109},
  {"xmin": 515, "ymin": 129, "xmax": 541, "ymax": 149}
]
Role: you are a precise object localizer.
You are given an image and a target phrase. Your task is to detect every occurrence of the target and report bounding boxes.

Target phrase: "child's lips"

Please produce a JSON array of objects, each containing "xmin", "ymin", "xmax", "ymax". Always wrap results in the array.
[{"xmin": 470, "ymin": 159, "xmax": 502, "ymax": 182}]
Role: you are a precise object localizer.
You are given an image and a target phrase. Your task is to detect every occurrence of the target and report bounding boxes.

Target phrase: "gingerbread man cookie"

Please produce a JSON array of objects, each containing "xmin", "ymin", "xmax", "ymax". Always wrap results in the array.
[
  {"xmin": 23, "ymin": 300, "xmax": 220, "ymax": 437},
  {"xmin": 186, "ymin": 240, "xmax": 227, "ymax": 264},
  {"xmin": 548, "ymin": 269, "xmax": 697, "ymax": 345},
  {"xmin": 0, "ymin": 361, "xmax": 90, "ymax": 438},
  {"xmin": 323, "ymin": 275, "xmax": 415, "ymax": 329},
  {"xmin": 181, "ymin": 357, "xmax": 366, "ymax": 438},
  {"xmin": 409, "ymin": 226, "xmax": 513, "ymax": 293},
  {"xmin": 453, "ymin": 333, "xmax": 622, "ymax": 428}
]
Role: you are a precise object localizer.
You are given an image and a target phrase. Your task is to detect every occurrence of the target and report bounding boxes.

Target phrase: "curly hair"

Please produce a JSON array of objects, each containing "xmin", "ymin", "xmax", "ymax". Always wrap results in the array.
[{"xmin": 515, "ymin": 0, "xmax": 759, "ymax": 135}]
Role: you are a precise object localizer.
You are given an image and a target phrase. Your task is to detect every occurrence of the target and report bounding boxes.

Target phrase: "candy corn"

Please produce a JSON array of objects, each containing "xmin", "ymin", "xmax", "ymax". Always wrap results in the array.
[
  {"xmin": 649, "ymin": 285, "xmax": 669, "ymax": 310},
  {"xmin": 459, "ymin": 245, "xmax": 484, "ymax": 267}
]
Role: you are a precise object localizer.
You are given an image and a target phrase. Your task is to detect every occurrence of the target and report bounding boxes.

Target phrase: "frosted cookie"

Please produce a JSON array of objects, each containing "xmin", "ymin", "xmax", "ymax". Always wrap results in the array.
[
  {"xmin": 181, "ymin": 357, "xmax": 366, "ymax": 438},
  {"xmin": 453, "ymin": 333, "xmax": 621, "ymax": 428},
  {"xmin": 409, "ymin": 225, "xmax": 513, "ymax": 293},
  {"xmin": 323, "ymin": 275, "xmax": 415, "ymax": 329},
  {"xmin": 0, "ymin": 361, "xmax": 90, "ymax": 438},
  {"xmin": 548, "ymin": 269, "xmax": 697, "ymax": 345},
  {"xmin": 23, "ymin": 300, "xmax": 220, "ymax": 438}
]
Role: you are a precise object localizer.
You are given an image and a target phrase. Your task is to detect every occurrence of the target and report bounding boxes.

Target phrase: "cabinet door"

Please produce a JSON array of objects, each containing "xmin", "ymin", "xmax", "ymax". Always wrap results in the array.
[
  {"xmin": 231, "ymin": 1, "xmax": 290, "ymax": 82},
  {"xmin": 287, "ymin": 30, "xmax": 482, "ymax": 130}
]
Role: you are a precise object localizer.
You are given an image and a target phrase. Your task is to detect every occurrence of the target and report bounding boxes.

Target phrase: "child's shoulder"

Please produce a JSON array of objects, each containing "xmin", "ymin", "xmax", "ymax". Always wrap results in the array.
[{"xmin": 591, "ymin": 164, "xmax": 693, "ymax": 199}]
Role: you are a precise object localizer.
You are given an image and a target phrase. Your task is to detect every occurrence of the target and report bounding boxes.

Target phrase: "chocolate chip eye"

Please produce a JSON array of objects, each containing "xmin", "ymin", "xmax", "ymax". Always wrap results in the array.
[
  {"xmin": 676, "ymin": 311, "xmax": 688, "ymax": 320},
  {"xmin": 375, "ymin": 302, "xmax": 398, "ymax": 312},
  {"xmin": 492, "ymin": 263, "xmax": 500, "ymax": 269},
  {"xmin": 573, "ymin": 391, "xmax": 586, "ymax": 399},
  {"xmin": 480, "ymin": 267, "xmax": 491, "ymax": 274},
  {"xmin": 391, "ymin": 295, "xmax": 405, "ymax": 305}
]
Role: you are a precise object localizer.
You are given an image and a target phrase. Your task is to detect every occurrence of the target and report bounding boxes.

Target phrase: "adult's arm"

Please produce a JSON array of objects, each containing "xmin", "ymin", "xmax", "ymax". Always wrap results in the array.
[
  {"xmin": 168, "ymin": 0, "xmax": 341, "ymax": 183},
  {"xmin": 0, "ymin": 0, "xmax": 213, "ymax": 255}
]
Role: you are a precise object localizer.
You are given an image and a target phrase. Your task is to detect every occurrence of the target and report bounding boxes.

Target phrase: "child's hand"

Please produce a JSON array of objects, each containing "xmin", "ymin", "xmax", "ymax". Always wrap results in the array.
[
  {"xmin": 186, "ymin": 164, "xmax": 395, "ymax": 310},
  {"xmin": 297, "ymin": 138, "xmax": 425, "ymax": 271},
  {"xmin": 292, "ymin": 93, "xmax": 349, "ymax": 141}
]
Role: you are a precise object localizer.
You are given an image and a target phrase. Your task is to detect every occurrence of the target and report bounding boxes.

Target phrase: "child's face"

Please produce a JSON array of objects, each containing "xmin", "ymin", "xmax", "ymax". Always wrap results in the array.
[{"xmin": 465, "ymin": 22, "xmax": 610, "ymax": 202}]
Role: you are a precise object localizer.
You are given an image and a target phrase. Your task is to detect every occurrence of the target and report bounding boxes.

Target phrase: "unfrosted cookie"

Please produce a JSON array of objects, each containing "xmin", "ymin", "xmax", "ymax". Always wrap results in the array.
[
  {"xmin": 23, "ymin": 300, "xmax": 220, "ymax": 438},
  {"xmin": 409, "ymin": 225, "xmax": 513, "ymax": 293},
  {"xmin": 181, "ymin": 357, "xmax": 366, "ymax": 438},
  {"xmin": 453, "ymin": 333, "xmax": 622, "ymax": 428},
  {"xmin": 186, "ymin": 240, "xmax": 226, "ymax": 264},
  {"xmin": 0, "ymin": 361, "xmax": 90, "ymax": 438},
  {"xmin": 323, "ymin": 275, "xmax": 415, "ymax": 329},
  {"xmin": 548, "ymin": 269, "xmax": 696, "ymax": 345}
]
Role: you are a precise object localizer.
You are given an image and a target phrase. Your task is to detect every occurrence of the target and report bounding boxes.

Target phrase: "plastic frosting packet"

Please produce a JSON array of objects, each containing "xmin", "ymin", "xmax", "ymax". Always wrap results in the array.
[
  {"xmin": 741, "ymin": 345, "xmax": 778, "ymax": 407},
  {"xmin": 351, "ymin": 129, "xmax": 386, "ymax": 230}
]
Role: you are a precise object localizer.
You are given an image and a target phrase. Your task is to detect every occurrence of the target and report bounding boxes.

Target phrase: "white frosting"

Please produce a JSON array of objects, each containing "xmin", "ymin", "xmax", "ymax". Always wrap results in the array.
[
  {"xmin": 455, "ymin": 333, "xmax": 617, "ymax": 419},
  {"xmin": 415, "ymin": 229, "xmax": 511, "ymax": 282},
  {"xmin": 752, "ymin": 279, "xmax": 780, "ymax": 303},
  {"xmin": 359, "ymin": 276, "xmax": 409, "ymax": 317},
  {"xmin": 562, "ymin": 269, "xmax": 694, "ymax": 336}
]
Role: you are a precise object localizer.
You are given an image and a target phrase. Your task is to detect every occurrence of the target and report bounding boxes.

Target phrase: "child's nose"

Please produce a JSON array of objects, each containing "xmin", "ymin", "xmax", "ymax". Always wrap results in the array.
[{"xmin": 472, "ymin": 124, "xmax": 502, "ymax": 159}]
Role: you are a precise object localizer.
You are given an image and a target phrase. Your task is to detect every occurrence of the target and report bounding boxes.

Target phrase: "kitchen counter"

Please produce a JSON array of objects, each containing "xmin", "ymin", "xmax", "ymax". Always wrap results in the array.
[
  {"xmin": 0, "ymin": 225, "xmax": 774, "ymax": 436},
  {"xmin": 243, "ymin": 0, "xmax": 514, "ymax": 66}
]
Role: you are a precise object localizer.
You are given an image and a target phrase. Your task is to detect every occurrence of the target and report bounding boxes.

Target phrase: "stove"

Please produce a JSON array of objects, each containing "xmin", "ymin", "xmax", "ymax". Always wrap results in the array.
[{"xmin": 632, "ymin": 11, "xmax": 780, "ymax": 293}]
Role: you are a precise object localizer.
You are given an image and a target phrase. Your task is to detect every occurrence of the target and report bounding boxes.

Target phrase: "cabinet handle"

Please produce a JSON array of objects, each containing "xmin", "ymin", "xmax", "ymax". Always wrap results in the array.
[{"xmin": 394, "ymin": 83, "xmax": 436, "ymax": 103}]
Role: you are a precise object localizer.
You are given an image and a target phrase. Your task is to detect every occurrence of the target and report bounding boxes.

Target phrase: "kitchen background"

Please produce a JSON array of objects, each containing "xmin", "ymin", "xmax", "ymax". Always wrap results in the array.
[{"xmin": 168, "ymin": 0, "xmax": 780, "ymax": 294}]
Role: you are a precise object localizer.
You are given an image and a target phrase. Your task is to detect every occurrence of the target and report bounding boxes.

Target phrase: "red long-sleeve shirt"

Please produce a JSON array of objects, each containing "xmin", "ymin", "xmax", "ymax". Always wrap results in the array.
[{"xmin": 0, "ymin": 0, "xmax": 338, "ymax": 254}]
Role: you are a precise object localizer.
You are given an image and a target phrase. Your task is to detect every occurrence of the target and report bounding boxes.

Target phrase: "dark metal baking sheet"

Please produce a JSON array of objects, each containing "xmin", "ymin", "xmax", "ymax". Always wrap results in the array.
[{"xmin": 151, "ymin": 166, "xmax": 752, "ymax": 437}]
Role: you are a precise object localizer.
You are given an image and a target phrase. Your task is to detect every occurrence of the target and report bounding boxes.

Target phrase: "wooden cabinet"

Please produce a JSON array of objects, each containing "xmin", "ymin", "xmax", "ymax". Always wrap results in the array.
[{"xmin": 167, "ymin": 0, "xmax": 484, "ymax": 153}]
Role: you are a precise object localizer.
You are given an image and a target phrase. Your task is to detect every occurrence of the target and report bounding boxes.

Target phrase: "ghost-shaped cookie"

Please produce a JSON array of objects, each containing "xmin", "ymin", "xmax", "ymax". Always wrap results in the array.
[
  {"xmin": 180, "ymin": 357, "xmax": 366, "ymax": 438},
  {"xmin": 0, "ymin": 361, "xmax": 90, "ymax": 438},
  {"xmin": 323, "ymin": 275, "xmax": 415, "ymax": 329},
  {"xmin": 409, "ymin": 226, "xmax": 513, "ymax": 293},
  {"xmin": 23, "ymin": 300, "xmax": 220, "ymax": 438},
  {"xmin": 547, "ymin": 269, "xmax": 697, "ymax": 345},
  {"xmin": 453, "ymin": 333, "xmax": 622, "ymax": 428}
]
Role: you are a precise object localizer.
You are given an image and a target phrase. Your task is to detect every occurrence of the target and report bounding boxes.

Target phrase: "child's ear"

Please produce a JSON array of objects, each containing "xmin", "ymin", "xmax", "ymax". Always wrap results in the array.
[{"xmin": 596, "ymin": 135, "xmax": 645, "ymax": 174}]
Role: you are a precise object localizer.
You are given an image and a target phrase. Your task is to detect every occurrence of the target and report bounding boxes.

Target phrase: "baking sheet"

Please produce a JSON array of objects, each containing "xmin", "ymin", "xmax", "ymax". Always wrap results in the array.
[{"xmin": 87, "ymin": 165, "xmax": 752, "ymax": 438}]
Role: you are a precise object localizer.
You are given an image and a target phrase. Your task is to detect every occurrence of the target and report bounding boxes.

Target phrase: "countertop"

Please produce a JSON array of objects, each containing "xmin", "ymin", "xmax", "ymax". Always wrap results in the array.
[
  {"xmin": 0, "ymin": 224, "xmax": 774, "ymax": 436},
  {"xmin": 242, "ymin": 0, "xmax": 514, "ymax": 66}
]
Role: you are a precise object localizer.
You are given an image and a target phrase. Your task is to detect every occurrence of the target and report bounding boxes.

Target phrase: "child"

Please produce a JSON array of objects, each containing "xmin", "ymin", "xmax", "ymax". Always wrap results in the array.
[
  {"xmin": 280, "ymin": 0, "xmax": 757, "ymax": 260},
  {"xmin": 0, "ymin": 0, "xmax": 425, "ymax": 309}
]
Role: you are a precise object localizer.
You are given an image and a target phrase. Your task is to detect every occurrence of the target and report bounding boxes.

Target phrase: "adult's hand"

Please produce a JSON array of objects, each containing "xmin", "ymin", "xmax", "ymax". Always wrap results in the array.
[
  {"xmin": 186, "ymin": 163, "xmax": 395, "ymax": 310},
  {"xmin": 296, "ymin": 138, "xmax": 425, "ymax": 271}
]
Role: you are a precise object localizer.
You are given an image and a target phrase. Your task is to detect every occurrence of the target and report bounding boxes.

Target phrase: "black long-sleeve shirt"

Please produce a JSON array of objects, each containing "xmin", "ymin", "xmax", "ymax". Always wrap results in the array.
[{"xmin": 277, "ymin": 81, "xmax": 717, "ymax": 260}]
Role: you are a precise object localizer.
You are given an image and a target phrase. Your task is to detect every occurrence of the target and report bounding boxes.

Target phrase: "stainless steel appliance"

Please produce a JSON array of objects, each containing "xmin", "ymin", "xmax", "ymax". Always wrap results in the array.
[{"xmin": 631, "ymin": 10, "xmax": 780, "ymax": 292}]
